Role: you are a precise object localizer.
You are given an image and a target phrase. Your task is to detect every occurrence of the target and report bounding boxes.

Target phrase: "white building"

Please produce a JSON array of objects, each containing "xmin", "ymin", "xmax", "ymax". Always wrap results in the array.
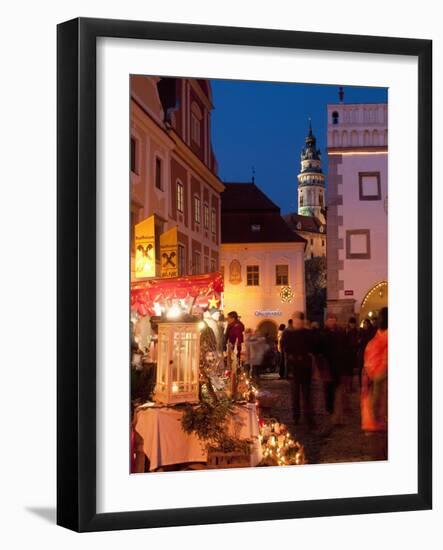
[
  {"xmin": 326, "ymin": 100, "xmax": 388, "ymax": 324},
  {"xmin": 220, "ymin": 182, "xmax": 306, "ymax": 339}
]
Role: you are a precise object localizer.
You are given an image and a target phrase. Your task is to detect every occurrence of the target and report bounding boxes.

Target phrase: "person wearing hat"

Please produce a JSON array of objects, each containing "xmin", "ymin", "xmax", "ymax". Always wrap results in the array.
[{"xmin": 282, "ymin": 311, "xmax": 314, "ymax": 428}]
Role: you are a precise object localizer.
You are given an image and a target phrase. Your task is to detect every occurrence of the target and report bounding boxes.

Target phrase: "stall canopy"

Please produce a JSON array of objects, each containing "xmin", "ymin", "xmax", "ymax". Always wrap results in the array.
[{"xmin": 131, "ymin": 272, "xmax": 224, "ymax": 317}]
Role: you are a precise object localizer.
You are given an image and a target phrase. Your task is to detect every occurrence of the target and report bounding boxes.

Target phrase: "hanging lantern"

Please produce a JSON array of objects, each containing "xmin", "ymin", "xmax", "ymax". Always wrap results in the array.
[{"xmin": 154, "ymin": 321, "xmax": 201, "ymax": 405}]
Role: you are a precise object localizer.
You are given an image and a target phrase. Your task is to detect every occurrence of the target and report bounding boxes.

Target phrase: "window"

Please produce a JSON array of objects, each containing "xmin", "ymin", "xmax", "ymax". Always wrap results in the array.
[
  {"xmin": 322, "ymin": 239, "xmax": 325, "ymax": 247},
  {"xmin": 191, "ymin": 113, "xmax": 201, "ymax": 145},
  {"xmin": 275, "ymin": 264, "xmax": 288, "ymax": 286},
  {"xmin": 251, "ymin": 224, "xmax": 261, "ymax": 232},
  {"xmin": 211, "ymin": 208, "xmax": 216, "ymax": 234},
  {"xmin": 176, "ymin": 181, "xmax": 184, "ymax": 213},
  {"xmin": 203, "ymin": 203, "xmax": 209, "ymax": 229},
  {"xmin": 194, "ymin": 196, "xmax": 201, "ymax": 224},
  {"xmin": 204, "ymin": 256, "xmax": 209, "ymax": 273},
  {"xmin": 210, "ymin": 258, "xmax": 216, "ymax": 272},
  {"xmin": 246, "ymin": 265, "xmax": 259, "ymax": 286},
  {"xmin": 319, "ymin": 193, "xmax": 323, "ymax": 207},
  {"xmin": 155, "ymin": 157, "xmax": 162, "ymax": 190},
  {"xmin": 332, "ymin": 111, "xmax": 339, "ymax": 124},
  {"xmin": 346, "ymin": 229, "xmax": 371, "ymax": 260},
  {"xmin": 131, "ymin": 137, "xmax": 138, "ymax": 174},
  {"xmin": 310, "ymin": 238, "xmax": 314, "ymax": 245},
  {"xmin": 178, "ymin": 245, "xmax": 186, "ymax": 276},
  {"xmin": 300, "ymin": 194, "xmax": 304, "ymax": 206},
  {"xmin": 359, "ymin": 172, "xmax": 381, "ymax": 201},
  {"xmin": 193, "ymin": 251, "xmax": 201, "ymax": 274}
]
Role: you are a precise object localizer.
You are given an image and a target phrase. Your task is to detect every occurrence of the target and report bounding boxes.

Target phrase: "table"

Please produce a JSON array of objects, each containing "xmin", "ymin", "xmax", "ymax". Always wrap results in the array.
[{"xmin": 134, "ymin": 402, "xmax": 262, "ymax": 471}]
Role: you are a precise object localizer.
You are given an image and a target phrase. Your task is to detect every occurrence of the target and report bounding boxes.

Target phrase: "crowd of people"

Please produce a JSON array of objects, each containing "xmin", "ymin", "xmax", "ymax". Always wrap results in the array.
[{"xmin": 223, "ymin": 308, "xmax": 388, "ymax": 434}]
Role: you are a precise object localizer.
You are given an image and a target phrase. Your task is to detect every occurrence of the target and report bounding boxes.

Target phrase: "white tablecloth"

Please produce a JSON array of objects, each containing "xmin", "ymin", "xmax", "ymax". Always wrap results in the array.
[{"xmin": 134, "ymin": 402, "xmax": 262, "ymax": 471}]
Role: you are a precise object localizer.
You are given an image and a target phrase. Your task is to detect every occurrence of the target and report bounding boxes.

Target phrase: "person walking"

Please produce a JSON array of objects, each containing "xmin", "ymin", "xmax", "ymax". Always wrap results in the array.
[
  {"xmin": 322, "ymin": 313, "xmax": 346, "ymax": 423},
  {"xmin": 361, "ymin": 307, "xmax": 388, "ymax": 432},
  {"xmin": 344, "ymin": 317, "xmax": 359, "ymax": 394},
  {"xmin": 358, "ymin": 318, "xmax": 376, "ymax": 387},
  {"xmin": 282, "ymin": 311, "xmax": 314, "ymax": 428},
  {"xmin": 277, "ymin": 323, "xmax": 286, "ymax": 379}
]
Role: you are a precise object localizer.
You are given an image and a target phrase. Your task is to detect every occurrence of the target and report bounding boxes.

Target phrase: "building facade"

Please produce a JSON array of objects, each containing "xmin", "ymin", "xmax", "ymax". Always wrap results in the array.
[
  {"xmin": 130, "ymin": 76, "xmax": 224, "ymax": 280},
  {"xmin": 326, "ymin": 100, "xmax": 388, "ymax": 324},
  {"xmin": 284, "ymin": 122, "xmax": 327, "ymax": 260},
  {"xmin": 220, "ymin": 182, "xmax": 306, "ymax": 339}
]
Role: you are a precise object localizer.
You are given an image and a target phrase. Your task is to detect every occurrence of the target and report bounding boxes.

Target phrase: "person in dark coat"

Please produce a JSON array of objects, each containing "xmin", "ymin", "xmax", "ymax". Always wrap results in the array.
[
  {"xmin": 277, "ymin": 323, "xmax": 286, "ymax": 379},
  {"xmin": 282, "ymin": 311, "xmax": 314, "ymax": 428},
  {"xmin": 224, "ymin": 311, "xmax": 245, "ymax": 359},
  {"xmin": 344, "ymin": 317, "xmax": 359, "ymax": 393},
  {"xmin": 321, "ymin": 313, "xmax": 346, "ymax": 420}
]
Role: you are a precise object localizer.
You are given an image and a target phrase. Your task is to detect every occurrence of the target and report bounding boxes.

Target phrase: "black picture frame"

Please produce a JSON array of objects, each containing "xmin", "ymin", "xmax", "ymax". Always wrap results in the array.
[{"xmin": 57, "ymin": 17, "xmax": 432, "ymax": 532}]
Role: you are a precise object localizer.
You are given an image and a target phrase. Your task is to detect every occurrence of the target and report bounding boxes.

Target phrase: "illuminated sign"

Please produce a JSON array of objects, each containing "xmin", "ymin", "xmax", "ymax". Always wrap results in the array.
[
  {"xmin": 160, "ymin": 227, "xmax": 178, "ymax": 278},
  {"xmin": 255, "ymin": 310, "xmax": 282, "ymax": 317},
  {"xmin": 135, "ymin": 215, "xmax": 156, "ymax": 278}
]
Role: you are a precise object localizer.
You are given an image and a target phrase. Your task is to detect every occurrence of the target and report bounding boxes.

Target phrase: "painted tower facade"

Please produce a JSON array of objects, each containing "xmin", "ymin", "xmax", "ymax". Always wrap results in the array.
[{"xmin": 297, "ymin": 121, "xmax": 326, "ymax": 224}]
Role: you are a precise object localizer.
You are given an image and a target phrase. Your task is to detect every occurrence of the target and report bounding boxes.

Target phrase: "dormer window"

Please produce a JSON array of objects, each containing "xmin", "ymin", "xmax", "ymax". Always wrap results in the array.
[
  {"xmin": 251, "ymin": 224, "xmax": 261, "ymax": 232},
  {"xmin": 332, "ymin": 111, "xmax": 339, "ymax": 125},
  {"xmin": 191, "ymin": 102, "xmax": 202, "ymax": 146},
  {"xmin": 296, "ymin": 222, "xmax": 302, "ymax": 230}
]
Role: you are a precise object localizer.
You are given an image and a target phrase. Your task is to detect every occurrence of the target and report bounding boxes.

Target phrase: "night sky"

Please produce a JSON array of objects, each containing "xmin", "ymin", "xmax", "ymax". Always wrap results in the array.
[{"xmin": 210, "ymin": 80, "xmax": 387, "ymax": 215}]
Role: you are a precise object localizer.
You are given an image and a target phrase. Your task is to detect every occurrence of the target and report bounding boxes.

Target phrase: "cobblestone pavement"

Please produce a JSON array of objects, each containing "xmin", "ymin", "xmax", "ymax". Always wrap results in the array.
[{"xmin": 258, "ymin": 373, "xmax": 387, "ymax": 465}]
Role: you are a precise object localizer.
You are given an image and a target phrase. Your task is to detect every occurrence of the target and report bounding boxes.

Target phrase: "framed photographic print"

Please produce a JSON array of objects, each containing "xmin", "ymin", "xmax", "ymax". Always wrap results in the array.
[{"xmin": 57, "ymin": 17, "xmax": 432, "ymax": 532}]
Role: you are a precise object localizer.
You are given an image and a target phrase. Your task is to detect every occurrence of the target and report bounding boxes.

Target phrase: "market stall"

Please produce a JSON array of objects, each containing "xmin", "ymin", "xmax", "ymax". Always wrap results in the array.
[{"xmin": 130, "ymin": 271, "xmax": 305, "ymax": 471}]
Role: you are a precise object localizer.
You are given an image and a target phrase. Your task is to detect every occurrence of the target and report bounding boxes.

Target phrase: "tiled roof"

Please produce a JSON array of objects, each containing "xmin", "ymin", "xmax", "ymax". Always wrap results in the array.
[
  {"xmin": 283, "ymin": 212, "xmax": 326, "ymax": 234},
  {"xmin": 221, "ymin": 182, "xmax": 280, "ymax": 212},
  {"xmin": 221, "ymin": 183, "xmax": 306, "ymax": 245}
]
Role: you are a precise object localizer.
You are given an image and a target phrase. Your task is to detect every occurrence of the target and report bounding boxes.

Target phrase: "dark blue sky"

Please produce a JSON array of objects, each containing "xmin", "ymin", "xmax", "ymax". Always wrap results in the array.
[{"xmin": 210, "ymin": 81, "xmax": 387, "ymax": 215}]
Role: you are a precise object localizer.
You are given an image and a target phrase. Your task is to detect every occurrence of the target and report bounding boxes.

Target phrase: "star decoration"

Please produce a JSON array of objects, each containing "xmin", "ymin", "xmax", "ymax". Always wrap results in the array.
[{"xmin": 207, "ymin": 295, "xmax": 219, "ymax": 309}]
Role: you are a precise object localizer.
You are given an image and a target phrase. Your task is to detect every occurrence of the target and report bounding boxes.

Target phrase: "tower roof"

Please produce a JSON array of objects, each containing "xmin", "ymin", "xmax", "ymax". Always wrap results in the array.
[{"xmin": 300, "ymin": 119, "xmax": 323, "ymax": 173}]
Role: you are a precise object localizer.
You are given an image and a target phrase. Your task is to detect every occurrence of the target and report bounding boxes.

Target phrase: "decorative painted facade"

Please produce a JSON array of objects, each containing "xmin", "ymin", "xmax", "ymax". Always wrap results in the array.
[{"xmin": 326, "ymin": 100, "xmax": 388, "ymax": 324}]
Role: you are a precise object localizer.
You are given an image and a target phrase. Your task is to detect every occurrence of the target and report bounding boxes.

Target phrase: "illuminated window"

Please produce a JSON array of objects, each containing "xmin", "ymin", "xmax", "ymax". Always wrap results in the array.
[
  {"xmin": 203, "ymin": 203, "xmax": 209, "ymax": 229},
  {"xmin": 211, "ymin": 208, "xmax": 216, "ymax": 234},
  {"xmin": 194, "ymin": 196, "xmax": 201, "ymax": 224},
  {"xmin": 178, "ymin": 245, "xmax": 186, "ymax": 275},
  {"xmin": 275, "ymin": 264, "xmax": 289, "ymax": 286},
  {"xmin": 246, "ymin": 265, "xmax": 259, "ymax": 286},
  {"xmin": 193, "ymin": 251, "xmax": 201, "ymax": 274},
  {"xmin": 177, "ymin": 181, "xmax": 184, "ymax": 213}
]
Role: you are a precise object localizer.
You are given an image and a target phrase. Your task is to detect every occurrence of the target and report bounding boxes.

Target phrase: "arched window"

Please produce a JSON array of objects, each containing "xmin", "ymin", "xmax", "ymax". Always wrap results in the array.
[
  {"xmin": 363, "ymin": 130, "xmax": 370, "ymax": 146},
  {"xmin": 372, "ymin": 129, "xmax": 379, "ymax": 146},
  {"xmin": 384, "ymin": 129, "xmax": 388, "ymax": 146},
  {"xmin": 351, "ymin": 130, "xmax": 359, "ymax": 146},
  {"xmin": 332, "ymin": 111, "xmax": 339, "ymax": 124},
  {"xmin": 342, "ymin": 130, "xmax": 348, "ymax": 147},
  {"xmin": 332, "ymin": 130, "xmax": 340, "ymax": 147},
  {"xmin": 300, "ymin": 194, "xmax": 304, "ymax": 206}
]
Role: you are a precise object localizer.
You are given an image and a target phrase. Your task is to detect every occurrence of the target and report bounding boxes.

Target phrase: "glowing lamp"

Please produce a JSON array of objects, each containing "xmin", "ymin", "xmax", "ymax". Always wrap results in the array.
[{"xmin": 154, "ymin": 321, "xmax": 201, "ymax": 405}]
